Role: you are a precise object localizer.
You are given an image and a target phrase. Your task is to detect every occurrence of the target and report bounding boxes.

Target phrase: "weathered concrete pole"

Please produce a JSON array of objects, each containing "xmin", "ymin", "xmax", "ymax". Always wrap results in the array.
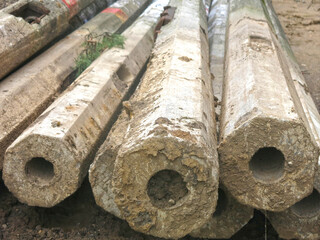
[
  {"xmin": 207, "ymin": 0, "xmax": 228, "ymax": 128},
  {"xmin": 3, "ymin": 0, "xmax": 158, "ymax": 207},
  {"xmin": 262, "ymin": 1, "xmax": 320, "ymax": 239},
  {"xmin": 218, "ymin": 0, "xmax": 319, "ymax": 211},
  {"xmin": 262, "ymin": 0, "xmax": 320, "ymax": 155},
  {"xmin": 190, "ymin": 185, "xmax": 253, "ymax": 239},
  {"xmin": 0, "ymin": 0, "xmax": 99, "ymax": 80},
  {"xmin": 0, "ymin": 0, "xmax": 151, "ymax": 170},
  {"xmin": 91, "ymin": 0, "xmax": 219, "ymax": 238},
  {"xmin": 190, "ymin": 1, "xmax": 253, "ymax": 239},
  {"xmin": 267, "ymin": 169, "xmax": 320, "ymax": 240}
]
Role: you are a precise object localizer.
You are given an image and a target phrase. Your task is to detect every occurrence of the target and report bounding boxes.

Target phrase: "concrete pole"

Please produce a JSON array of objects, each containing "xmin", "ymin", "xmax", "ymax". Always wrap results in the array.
[
  {"xmin": 267, "ymin": 172, "xmax": 320, "ymax": 240},
  {"xmin": 0, "ymin": 0, "xmax": 99, "ymax": 80},
  {"xmin": 3, "ymin": 0, "xmax": 158, "ymax": 207},
  {"xmin": 262, "ymin": 1, "xmax": 320, "ymax": 238},
  {"xmin": 0, "ymin": 0, "xmax": 151, "ymax": 170},
  {"xmin": 91, "ymin": 0, "xmax": 219, "ymax": 238},
  {"xmin": 190, "ymin": 1, "xmax": 253, "ymax": 238},
  {"xmin": 190, "ymin": 185, "xmax": 253, "ymax": 239},
  {"xmin": 218, "ymin": 0, "xmax": 319, "ymax": 211}
]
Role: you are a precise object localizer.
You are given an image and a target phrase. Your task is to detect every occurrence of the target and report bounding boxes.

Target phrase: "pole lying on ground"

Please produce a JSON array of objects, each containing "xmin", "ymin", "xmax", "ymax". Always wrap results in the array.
[
  {"xmin": 0, "ymin": 0, "xmax": 101, "ymax": 80},
  {"xmin": 190, "ymin": 185, "xmax": 253, "ymax": 239},
  {"xmin": 190, "ymin": 1, "xmax": 253, "ymax": 239},
  {"xmin": 262, "ymin": 0, "xmax": 320, "ymax": 160},
  {"xmin": 3, "ymin": 0, "xmax": 157, "ymax": 207},
  {"xmin": 91, "ymin": 0, "xmax": 219, "ymax": 238},
  {"xmin": 0, "ymin": 0, "xmax": 151, "ymax": 170},
  {"xmin": 262, "ymin": 1, "xmax": 320, "ymax": 238},
  {"xmin": 267, "ymin": 170, "xmax": 320, "ymax": 240},
  {"xmin": 218, "ymin": 0, "xmax": 318, "ymax": 211}
]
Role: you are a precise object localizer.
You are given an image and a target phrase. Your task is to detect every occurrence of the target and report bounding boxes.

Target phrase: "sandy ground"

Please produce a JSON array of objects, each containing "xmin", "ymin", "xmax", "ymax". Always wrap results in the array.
[{"xmin": 0, "ymin": 0, "xmax": 319, "ymax": 239}]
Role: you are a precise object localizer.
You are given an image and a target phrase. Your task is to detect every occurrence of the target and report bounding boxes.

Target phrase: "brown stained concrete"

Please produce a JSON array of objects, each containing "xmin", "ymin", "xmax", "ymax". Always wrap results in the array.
[
  {"xmin": 190, "ymin": 185, "xmax": 253, "ymax": 239},
  {"xmin": 0, "ymin": 0, "xmax": 95, "ymax": 80},
  {"xmin": 92, "ymin": 0, "xmax": 219, "ymax": 238},
  {"xmin": 264, "ymin": 1, "xmax": 320, "ymax": 239},
  {"xmin": 0, "ymin": 0, "xmax": 150, "ymax": 170},
  {"xmin": 3, "ymin": 2, "xmax": 157, "ymax": 207},
  {"xmin": 218, "ymin": 0, "xmax": 318, "ymax": 212},
  {"xmin": 189, "ymin": 1, "xmax": 253, "ymax": 238},
  {"xmin": 267, "ymin": 168, "xmax": 320, "ymax": 240}
]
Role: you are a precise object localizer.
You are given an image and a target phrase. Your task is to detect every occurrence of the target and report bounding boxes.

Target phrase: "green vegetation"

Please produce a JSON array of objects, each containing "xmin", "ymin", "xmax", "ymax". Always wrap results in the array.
[{"xmin": 75, "ymin": 33, "xmax": 125, "ymax": 77}]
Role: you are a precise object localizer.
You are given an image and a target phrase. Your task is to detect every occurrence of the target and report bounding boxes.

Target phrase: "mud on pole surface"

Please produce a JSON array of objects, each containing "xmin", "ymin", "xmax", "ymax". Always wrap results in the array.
[
  {"xmin": 190, "ymin": 2, "xmax": 253, "ymax": 239},
  {"xmin": 0, "ymin": 0, "xmax": 151, "ymax": 170},
  {"xmin": 92, "ymin": 0, "xmax": 219, "ymax": 238},
  {"xmin": 267, "ymin": 168, "xmax": 320, "ymax": 240},
  {"xmin": 3, "ymin": 0, "xmax": 156, "ymax": 207},
  {"xmin": 218, "ymin": 0, "xmax": 318, "ymax": 211},
  {"xmin": 89, "ymin": 0, "xmax": 171, "ymax": 219},
  {"xmin": 0, "ymin": 0, "xmax": 96, "ymax": 80},
  {"xmin": 263, "ymin": 1, "xmax": 320, "ymax": 238},
  {"xmin": 190, "ymin": 185, "xmax": 253, "ymax": 239}
]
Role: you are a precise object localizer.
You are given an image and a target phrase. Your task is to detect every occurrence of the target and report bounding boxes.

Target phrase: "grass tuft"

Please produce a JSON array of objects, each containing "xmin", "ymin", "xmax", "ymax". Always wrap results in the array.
[{"xmin": 75, "ymin": 33, "xmax": 125, "ymax": 77}]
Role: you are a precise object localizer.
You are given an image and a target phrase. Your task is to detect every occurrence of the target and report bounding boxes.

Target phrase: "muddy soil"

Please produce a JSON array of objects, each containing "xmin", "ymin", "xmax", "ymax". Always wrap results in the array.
[
  {"xmin": 0, "ymin": 0, "xmax": 319, "ymax": 239},
  {"xmin": 0, "ymin": 0, "xmax": 19, "ymax": 10}
]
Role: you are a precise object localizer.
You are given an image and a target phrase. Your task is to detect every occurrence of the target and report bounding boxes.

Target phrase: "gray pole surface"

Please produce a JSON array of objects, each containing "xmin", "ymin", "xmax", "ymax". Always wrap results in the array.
[
  {"xmin": 3, "ymin": 0, "xmax": 156, "ymax": 207},
  {"xmin": 91, "ymin": 0, "xmax": 219, "ymax": 238},
  {"xmin": 0, "ymin": 0, "xmax": 151, "ymax": 170},
  {"xmin": 218, "ymin": 0, "xmax": 318, "ymax": 211}
]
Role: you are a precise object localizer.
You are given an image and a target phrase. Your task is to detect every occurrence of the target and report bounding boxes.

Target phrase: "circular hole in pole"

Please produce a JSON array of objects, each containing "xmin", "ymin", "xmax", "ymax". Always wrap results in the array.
[
  {"xmin": 249, "ymin": 147, "xmax": 285, "ymax": 183},
  {"xmin": 147, "ymin": 169, "xmax": 188, "ymax": 209},
  {"xmin": 213, "ymin": 188, "xmax": 228, "ymax": 217},
  {"xmin": 25, "ymin": 157, "xmax": 54, "ymax": 181},
  {"xmin": 291, "ymin": 189, "xmax": 320, "ymax": 218}
]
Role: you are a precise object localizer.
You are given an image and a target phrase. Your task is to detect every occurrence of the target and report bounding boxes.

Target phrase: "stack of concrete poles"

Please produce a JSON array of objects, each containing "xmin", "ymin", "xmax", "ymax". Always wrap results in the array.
[
  {"xmin": 0, "ymin": 0, "xmax": 103, "ymax": 80},
  {"xmin": 0, "ymin": 0, "xmax": 151, "ymax": 171},
  {"xmin": 190, "ymin": 1, "xmax": 253, "ymax": 238},
  {"xmin": 261, "ymin": 0, "xmax": 320, "ymax": 239},
  {"xmin": 218, "ymin": 0, "xmax": 319, "ymax": 212},
  {"xmin": 3, "ymin": 0, "xmax": 160, "ymax": 207},
  {"xmin": 90, "ymin": 0, "xmax": 219, "ymax": 238}
]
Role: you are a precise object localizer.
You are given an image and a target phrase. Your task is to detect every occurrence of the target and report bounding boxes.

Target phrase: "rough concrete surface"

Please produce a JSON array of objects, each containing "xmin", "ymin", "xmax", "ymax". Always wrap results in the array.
[
  {"xmin": 207, "ymin": 0, "xmax": 228, "ymax": 132},
  {"xmin": 89, "ymin": 0, "xmax": 171, "ymax": 220},
  {"xmin": 92, "ymin": 0, "xmax": 219, "ymax": 238},
  {"xmin": 190, "ymin": 185, "xmax": 253, "ymax": 239},
  {"xmin": 264, "ymin": 0, "xmax": 320, "ymax": 239},
  {"xmin": 218, "ymin": 0, "xmax": 319, "ymax": 211},
  {"xmin": 0, "ymin": 0, "xmax": 150, "ymax": 171},
  {"xmin": 3, "ymin": 0, "xmax": 156, "ymax": 207},
  {"xmin": 268, "ymin": 167, "xmax": 320, "ymax": 240},
  {"xmin": 0, "ymin": 0, "xmax": 96, "ymax": 80},
  {"xmin": 0, "ymin": 0, "xmax": 318, "ymax": 238}
]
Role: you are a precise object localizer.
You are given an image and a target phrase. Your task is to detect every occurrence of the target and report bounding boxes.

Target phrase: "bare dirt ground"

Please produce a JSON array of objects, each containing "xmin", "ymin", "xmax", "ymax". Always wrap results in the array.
[
  {"xmin": 273, "ymin": 0, "xmax": 320, "ymax": 109},
  {"xmin": 0, "ymin": 0, "xmax": 319, "ymax": 239}
]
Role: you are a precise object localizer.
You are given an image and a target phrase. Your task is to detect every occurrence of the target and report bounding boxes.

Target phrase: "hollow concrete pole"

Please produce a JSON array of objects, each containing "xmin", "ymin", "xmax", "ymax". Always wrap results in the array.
[
  {"xmin": 0, "ymin": 0, "xmax": 151, "ymax": 170},
  {"xmin": 190, "ymin": 185, "xmax": 253, "ymax": 239},
  {"xmin": 190, "ymin": 1, "xmax": 253, "ymax": 239},
  {"xmin": 3, "ymin": 1, "xmax": 158, "ymax": 207},
  {"xmin": 218, "ymin": 0, "xmax": 319, "ymax": 211},
  {"xmin": 267, "ymin": 169, "xmax": 320, "ymax": 240},
  {"xmin": 92, "ymin": 0, "xmax": 219, "ymax": 238},
  {"xmin": 262, "ymin": 1, "xmax": 320, "ymax": 239},
  {"xmin": 0, "ymin": 0, "xmax": 99, "ymax": 80}
]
